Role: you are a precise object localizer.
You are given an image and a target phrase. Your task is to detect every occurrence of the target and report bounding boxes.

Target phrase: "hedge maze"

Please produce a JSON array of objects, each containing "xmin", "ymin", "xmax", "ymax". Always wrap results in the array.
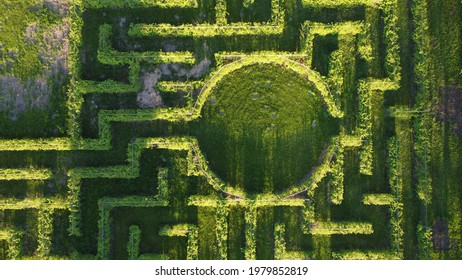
[{"xmin": 1, "ymin": 0, "xmax": 460, "ymax": 260}]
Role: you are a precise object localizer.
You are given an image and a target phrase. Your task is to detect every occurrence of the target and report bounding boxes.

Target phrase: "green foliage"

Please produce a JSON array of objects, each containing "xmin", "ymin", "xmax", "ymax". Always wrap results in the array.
[
  {"xmin": 67, "ymin": 0, "xmax": 85, "ymax": 140},
  {"xmin": 387, "ymin": 137, "xmax": 404, "ymax": 256},
  {"xmin": 329, "ymin": 151, "xmax": 344, "ymax": 205},
  {"xmin": 358, "ymin": 78, "xmax": 399, "ymax": 175},
  {"xmin": 244, "ymin": 203, "xmax": 257, "ymax": 260},
  {"xmin": 187, "ymin": 226, "xmax": 199, "ymax": 260},
  {"xmin": 159, "ymin": 224, "xmax": 198, "ymax": 260},
  {"xmin": 301, "ymin": 0, "xmax": 382, "ymax": 8},
  {"xmin": 271, "ymin": 0, "xmax": 284, "ymax": 25},
  {"xmin": 215, "ymin": 0, "xmax": 227, "ymax": 25},
  {"xmin": 310, "ymin": 222, "xmax": 374, "ymax": 235},
  {"xmin": 0, "ymin": 229, "xmax": 23, "ymax": 260},
  {"xmin": 274, "ymin": 223, "xmax": 286, "ymax": 260},
  {"xmin": 0, "ymin": 168, "xmax": 52, "ymax": 180},
  {"xmin": 157, "ymin": 81, "xmax": 201, "ymax": 94},
  {"xmin": 357, "ymin": 24, "xmax": 374, "ymax": 62},
  {"xmin": 83, "ymin": 0, "xmax": 198, "ymax": 8},
  {"xmin": 382, "ymin": 0, "xmax": 402, "ymax": 82},
  {"xmin": 216, "ymin": 201, "xmax": 229, "ymax": 260},
  {"xmin": 417, "ymin": 224, "xmax": 433, "ymax": 260},
  {"xmin": 197, "ymin": 60, "xmax": 339, "ymax": 194},
  {"xmin": 76, "ymin": 79, "xmax": 137, "ymax": 94},
  {"xmin": 301, "ymin": 21, "xmax": 363, "ymax": 68},
  {"xmin": 0, "ymin": 138, "xmax": 74, "ymax": 151},
  {"xmin": 99, "ymin": 24, "xmax": 195, "ymax": 65},
  {"xmin": 362, "ymin": 194, "xmax": 394, "ymax": 205},
  {"xmin": 358, "ymin": 81, "xmax": 373, "ymax": 175},
  {"xmin": 0, "ymin": 198, "xmax": 68, "ymax": 210},
  {"xmin": 127, "ymin": 225, "xmax": 141, "ymax": 260},
  {"xmin": 129, "ymin": 23, "xmax": 283, "ymax": 38},
  {"xmin": 36, "ymin": 209, "xmax": 54, "ymax": 259},
  {"xmin": 1, "ymin": 0, "xmax": 452, "ymax": 261},
  {"xmin": 243, "ymin": 0, "xmax": 255, "ymax": 8},
  {"xmin": 68, "ymin": 137, "xmax": 189, "ymax": 235},
  {"xmin": 215, "ymin": 52, "xmax": 309, "ymax": 67},
  {"xmin": 254, "ymin": 194, "xmax": 306, "ymax": 207},
  {"xmin": 333, "ymin": 250, "xmax": 400, "ymax": 260},
  {"xmin": 156, "ymin": 168, "xmax": 169, "ymax": 200},
  {"xmin": 128, "ymin": 0, "xmax": 284, "ymax": 37},
  {"xmin": 412, "ymin": 0, "xmax": 432, "ymax": 204},
  {"xmin": 97, "ymin": 196, "xmax": 168, "ymax": 259},
  {"xmin": 138, "ymin": 254, "xmax": 169, "ymax": 260},
  {"xmin": 196, "ymin": 55, "xmax": 342, "ymax": 117},
  {"xmin": 159, "ymin": 224, "xmax": 191, "ymax": 237},
  {"xmin": 285, "ymin": 137, "xmax": 340, "ymax": 197}
]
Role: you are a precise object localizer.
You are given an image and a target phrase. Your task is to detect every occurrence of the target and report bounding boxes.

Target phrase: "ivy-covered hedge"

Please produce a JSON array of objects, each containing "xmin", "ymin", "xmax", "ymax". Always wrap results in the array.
[
  {"xmin": 129, "ymin": 23, "xmax": 283, "ymax": 38},
  {"xmin": 215, "ymin": 0, "xmax": 227, "ymax": 25},
  {"xmin": 156, "ymin": 168, "xmax": 169, "ymax": 200},
  {"xmin": 83, "ymin": 0, "xmax": 198, "ymax": 8},
  {"xmin": 214, "ymin": 52, "xmax": 309, "ymax": 67},
  {"xmin": 301, "ymin": 0, "xmax": 381, "ymax": 8},
  {"xmin": 216, "ymin": 201, "xmax": 229, "ymax": 260},
  {"xmin": 0, "ymin": 138, "xmax": 74, "ymax": 151},
  {"xmin": 99, "ymin": 24, "xmax": 195, "ymax": 65},
  {"xmin": 36, "ymin": 209, "xmax": 54, "ymax": 259},
  {"xmin": 0, "ymin": 168, "xmax": 52, "ymax": 181},
  {"xmin": 417, "ymin": 224, "xmax": 433, "ymax": 259},
  {"xmin": 159, "ymin": 224, "xmax": 198, "ymax": 260},
  {"xmin": 68, "ymin": 137, "xmax": 189, "ymax": 235},
  {"xmin": 329, "ymin": 151, "xmax": 344, "ymax": 205},
  {"xmin": 97, "ymin": 196, "xmax": 168, "ymax": 259},
  {"xmin": 387, "ymin": 137, "xmax": 404, "ymax": 256},
  {"xmin": 0, "ymin": 229, "xmax": 23, "ymax": 260},
  {"xmin": 274, "ymin": 223, "xmax": 286, "ymax": 260},
  {"xmin": 127, "ymin": 225, "xmax": 141, "ymax": 260},
  {"xmin": 362, "ymin": 194, "xmax": 394, "ymax": 205},
  {"xmin": 358, "ymin": 79, "xmax": 399, "ymax": 175},
  {"xmin": 333, "ymin": 250, "xmax": 400, "ymax": 260},
  {"xmin": 244, "ymin": 203, "xmax": 257, "ymax": 260},
  {"xmin": 67, "ymin": 0, "xmax": 85, "ymax": 141},
  {"xmin": 310, "ymin": 222, "xmax": 374, "ymax": 235},
  {"xmin": 0, "ymin": 198, "xmax": 68, "ymax": 210},
  {"xmin": 301, "ymin": 21, "xmax": 363, "ymax": 68},
  {"xmin": 382, "ymin": 0, "xmax": 402, "ymax": 82},
  {"xmin": 412, "ymin": 0, "xmax": 432, "ymax": 204}
]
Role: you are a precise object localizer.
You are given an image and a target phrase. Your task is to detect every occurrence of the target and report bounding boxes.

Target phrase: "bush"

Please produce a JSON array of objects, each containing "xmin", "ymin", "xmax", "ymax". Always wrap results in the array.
[
  {"xmin": 0, "ymin": 168, "xmax": 52, "ymax": 180},
  {"xmin": 382, "ymin": 0, "xmax": 402, "ymax": 82},
  {"xmin": 310, "ymin": 222, "xmax": 374, "ymax": 235},
  {"xmin": 97, "ymin": 196, "xmax": 169, "ymax": 259},
  {"xmin": 417, "ymin": 224, "xmax": 433, "ymax": 259},
  {"xmin": 36, "ymin": 209, "xmax": 54, "ymax": 259},
  {"xmin": 83, "ymin": 0, "xmax": 198, "ymax": 8},
  {"xmin": 127, "ymin": 225, "xmax": 141, "ymax": 260},
  {"xmin": 0, "ymin": 229, "xmax": 23, "ymax": 260},
  {"xmin": 274, "ymin": 223, "xmax": 286, "ymax": 260},
  {"xmin": 129, "ymin": 23, "xmax": 283, "ymax": 38},
  {"xmin": 215, "ymin": 0, "xmax": 227, "ymax": 25},
  {"xmin": 159, "ymin": 224, "xmax": 198, "ymax": 260},
  {"xmin": 412, "ymin": 0, "xmax": 432, "ymax": 204},
  {"xmin": 216, "ymin": 201, "xmax": 228, "ymax": 260},
  {"xmin": 301, "ymin": 0, "xmax": 381, "ymax": 8},
  {"xmin": 333, "ymin": 250, "xmax": 400, "ymax": 260},
  {"xmin": 244, "ymin": 203, "xmax": 257, "ymax": 260}
]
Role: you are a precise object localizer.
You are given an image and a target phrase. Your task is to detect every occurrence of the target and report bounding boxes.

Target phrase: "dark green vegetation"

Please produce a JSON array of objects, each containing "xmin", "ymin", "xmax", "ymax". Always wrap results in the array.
[
  {"xmin": 194, "ymin": 63, "xmax": 338, "ymax": 194},
  {"xmin": 0, "ymin": 0, "xmax": 461, "ymax": 260}
]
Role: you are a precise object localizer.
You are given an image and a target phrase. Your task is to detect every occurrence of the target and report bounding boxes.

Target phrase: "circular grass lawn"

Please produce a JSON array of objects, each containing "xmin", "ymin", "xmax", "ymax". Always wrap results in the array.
[{"xmin": 194, "ymin": 62, "xmax": 339, "ymax": 194}]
